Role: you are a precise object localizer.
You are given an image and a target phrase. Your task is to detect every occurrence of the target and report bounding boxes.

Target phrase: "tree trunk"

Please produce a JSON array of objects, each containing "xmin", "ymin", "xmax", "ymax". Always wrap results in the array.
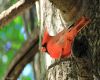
[{"xmin": 40, "ymin": 0, "xmax": 100, "ymax": 80}]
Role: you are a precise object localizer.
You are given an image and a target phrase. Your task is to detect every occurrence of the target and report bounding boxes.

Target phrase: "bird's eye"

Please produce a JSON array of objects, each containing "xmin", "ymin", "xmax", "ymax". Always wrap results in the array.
[
  {"xmin": 67, "ymin": 38, "xmax": 72, "ymax": 42},
  {"xmin": 42, "ymin": 43, "xmax": 47, "ymax": 47}
]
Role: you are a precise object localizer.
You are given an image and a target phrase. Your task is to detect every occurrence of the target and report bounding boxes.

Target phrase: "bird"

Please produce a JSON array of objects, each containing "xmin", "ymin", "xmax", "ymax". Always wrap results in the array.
[{"xmin": 41, "ymin": 16, "xmax": 90, "ymax": 59}]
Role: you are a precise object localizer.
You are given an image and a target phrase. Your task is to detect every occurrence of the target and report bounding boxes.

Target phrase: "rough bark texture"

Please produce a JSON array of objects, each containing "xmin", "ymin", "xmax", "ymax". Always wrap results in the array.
[
  {"xmin": 47, "ymin": 58, "xmax": 78, "ymax": 80},
  {"xmin": 41, "ymin": 0, "xmax": 100, "ymax": 80}
]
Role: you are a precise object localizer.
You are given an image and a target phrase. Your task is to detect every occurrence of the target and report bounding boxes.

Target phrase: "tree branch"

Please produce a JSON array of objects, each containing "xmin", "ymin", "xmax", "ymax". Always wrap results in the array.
[
  {"xmin": 49, "ymin": 0, "xmax": 89, "ymax": 22},
  {"xmin": 0, "ymin": 0, "xmax": 37, "ymax": 28},
  {"xmin": 4, "ymin": 35, "xmax": 39, "ymax": 80}
]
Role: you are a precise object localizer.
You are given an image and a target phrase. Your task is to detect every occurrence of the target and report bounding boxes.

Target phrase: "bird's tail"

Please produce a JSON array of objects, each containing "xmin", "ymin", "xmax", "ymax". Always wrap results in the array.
[{"xmin": 73, "ymin": 16, "xmax": 91, "ymax": 33}]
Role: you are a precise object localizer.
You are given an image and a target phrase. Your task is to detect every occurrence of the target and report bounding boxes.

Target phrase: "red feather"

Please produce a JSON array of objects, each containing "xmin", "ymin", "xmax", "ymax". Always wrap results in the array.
[{"xmin": 41, "ymin": 17, "xmax": 90, "ymax": 59}]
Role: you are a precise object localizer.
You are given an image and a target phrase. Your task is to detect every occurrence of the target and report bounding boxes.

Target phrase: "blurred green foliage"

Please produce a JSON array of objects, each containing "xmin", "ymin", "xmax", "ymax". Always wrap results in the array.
[
  {"xmin": 0, "ymin": 0, "xmax": 36, "ymax": 80},
  {"xmin": 5, "ymin": 0, "xmax": 17, "ymax": 9},
  {"xmin": 0, "ymin": 16, "xmax": 25, "ymax": 79},
  {"xmin": 20, "ymin": 76, "xmax": 31, "ymax": 80}
]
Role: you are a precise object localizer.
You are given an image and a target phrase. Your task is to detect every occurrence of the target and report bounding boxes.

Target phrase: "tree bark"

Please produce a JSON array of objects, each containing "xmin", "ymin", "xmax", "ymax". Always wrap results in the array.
[{"xmin": 40, "ymin": 0, "xmax": 100, "ymax": 80}]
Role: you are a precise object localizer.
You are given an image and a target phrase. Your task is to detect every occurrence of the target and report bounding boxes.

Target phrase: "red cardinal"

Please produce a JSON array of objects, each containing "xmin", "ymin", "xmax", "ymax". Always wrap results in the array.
[{"xmin": 41, "ymin": 17, "xmax": 90, "ymax": 59}]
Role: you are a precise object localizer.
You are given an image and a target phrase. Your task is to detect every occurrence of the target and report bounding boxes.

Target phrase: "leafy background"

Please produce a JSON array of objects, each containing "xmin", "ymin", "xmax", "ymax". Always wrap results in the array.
[{"xmin": 0, "ymin": 0, "xmax": 35, "ymax": 80}]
